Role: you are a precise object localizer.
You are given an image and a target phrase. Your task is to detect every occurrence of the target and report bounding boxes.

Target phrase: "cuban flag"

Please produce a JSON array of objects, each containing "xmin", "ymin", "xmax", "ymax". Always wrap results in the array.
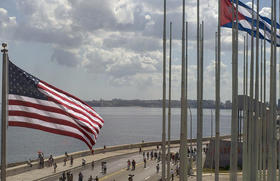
[{"xmin": 221, "ymin": 0, "xmax": 280, "ymax": 46}]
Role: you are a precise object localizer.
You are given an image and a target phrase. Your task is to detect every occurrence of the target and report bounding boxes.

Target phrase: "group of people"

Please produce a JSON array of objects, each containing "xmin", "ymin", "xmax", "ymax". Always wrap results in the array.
[
  {"xmin": 58, "ymin": 171, "xmax": 73, "ymax": 181},
  {"xmin": 53, "ymin": 154, "xmax": 74, "ymax": 173},
  {"xmin": 38, "ymin": 152, "xmax": 45, "ymax": 168},
  {"xmin": 78, "ymin": 172, "xmax": 99, "ymax": 181},
  {"xmin": 127, "ymin": 159, "xmax": 136, "ymax": 170},
  {"xmin": 35, "ymin": 151, "xmax": 75, "ymax": 173},
  {"xmin": 143, "ymin": 150, "xmax": 162, "ymax": 162}
]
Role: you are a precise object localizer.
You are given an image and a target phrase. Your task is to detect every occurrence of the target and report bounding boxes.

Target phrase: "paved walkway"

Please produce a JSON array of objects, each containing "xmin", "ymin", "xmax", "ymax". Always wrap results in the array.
[{"xmin": 6, "ymin": 145, "xmax": 174, "ymax": 181}]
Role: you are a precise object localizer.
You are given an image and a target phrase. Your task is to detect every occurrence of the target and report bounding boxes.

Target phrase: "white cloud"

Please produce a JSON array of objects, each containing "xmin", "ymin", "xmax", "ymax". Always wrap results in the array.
[
  {"xmin": 0, "ymin": 0, "xmax": 273, "ymax": 100},
  {"xmin": 0, "ymin": 8, "xmax": 17, "ymax": 40}
]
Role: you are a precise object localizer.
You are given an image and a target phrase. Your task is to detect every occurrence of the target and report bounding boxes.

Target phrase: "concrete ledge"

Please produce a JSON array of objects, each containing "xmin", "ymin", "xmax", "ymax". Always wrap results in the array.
[{"xmin": 6, "ymin": 135, "xmax": 231, "ymax": 176}]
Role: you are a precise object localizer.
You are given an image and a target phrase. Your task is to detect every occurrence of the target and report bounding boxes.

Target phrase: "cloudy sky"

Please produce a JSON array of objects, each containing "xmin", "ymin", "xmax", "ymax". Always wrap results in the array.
[{"xmin": 0, "ymin": 0, "xmax": 275, "ymax": 102}]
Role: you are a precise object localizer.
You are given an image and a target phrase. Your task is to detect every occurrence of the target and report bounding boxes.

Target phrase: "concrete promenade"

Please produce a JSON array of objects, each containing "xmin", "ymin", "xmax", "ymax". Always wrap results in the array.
[
  {"xmin": 3, "ymin": 135, "xmax": 232, "ymax": 181},
  {"xmin": 6, "ymin": 145, "xmax": 168, "ymax": 181}
]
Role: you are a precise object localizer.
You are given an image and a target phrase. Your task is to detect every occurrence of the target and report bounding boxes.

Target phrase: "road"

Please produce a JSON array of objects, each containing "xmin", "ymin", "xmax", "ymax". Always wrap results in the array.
[{"xmin": 58, "ymin": 148, "xmax": 180, "ymax": 181}]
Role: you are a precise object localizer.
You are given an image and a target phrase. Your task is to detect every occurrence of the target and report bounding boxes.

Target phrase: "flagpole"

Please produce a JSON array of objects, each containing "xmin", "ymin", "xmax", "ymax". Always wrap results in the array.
[
  {"xmin": 260, "ymin": 37, "xmax": 263, "ymax": 181},
  {"xmin": 278, "ymin": 1, "xmax": 280, "ymax": 180},
  {"xmin": 255, "ymin": 0, "xmax": 260, "ymax": 179},
  {"xmin": 242, "ymin": 34, "xmax": 248, "ymax": 181},
  {"xmin": 167, "ymin": 21, "xmax": 172, "ymax": 181},
  {"xmin": 263, "ymin": 27, "xmax": 267, "ymax": 181},
  {"xmin": 211, "ymin": 108, "xmax": 213, "ymax": 172},
  {"xmin": 215, "ymin": 30, "xmax": 220, "ymax": 181},
  {"xmin": 248, "ymin": 0, "xmax": 255, "ymax": 179},
  {"xmin": 272, "ymin": 0, "xmax": 277, "ymax": 178},
  {"xmin": 189, "ymin": 104, "xmax": 193, "ymax": 171},
  {"xmin": 162, "ymin": 0, "xmax": 167, "ymax": 180},
  {"xmin": 278, "ymin": 0, "xmax": 280, "ymax": 178},
  {"xmin": 197, "ymin": 0, "xmax": 202, "ymax": 180},
  {"xmin": 268, "ymin": 0, "xmax": 276, "ymax": 179},
  {"xmin": 230, "ymin": 0, "xmax": 238, "ymax": 179},
  {"xmin": 179, "ymin": 0, "xmax": 187, "ymax": 180},
  {"xmin": 185, "ymin": 20, "xmax": 189, "ymax": 175},
  {"xmin": 1, "ymin": 43, "xmax": 8, "ymax": 181},
  {"xmin": 215, "ymin": 0, "xmax": 221, "ymax": 180}
]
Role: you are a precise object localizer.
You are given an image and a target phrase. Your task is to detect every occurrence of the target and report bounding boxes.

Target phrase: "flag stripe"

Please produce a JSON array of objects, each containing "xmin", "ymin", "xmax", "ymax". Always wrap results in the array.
[
  {"xmin": 9, "ymin": 110, "xmax": 96, "ymax": 145},
  {"xmin": 8, "ymin": 121, "xmax": 93, "ymax": 149},
  {"xmin": 40, "ymin": 81, "xmax": 104, "ymax": 123},
  {"xmin": 46, "ymin": 95, "xmax": 100, "ymax": 135},
  {"xmin": 38, "ymin": 84, "xmax": 102, "ymax": 130},
  {"xmin": 8, "ymin": 105, "xmax": 97, "ymax": 142},
  {"xmin": 39, "ymin": 82, "xmax": 104, "ymax": 126},
  {"xmin": 9, "ymin": 116, "xmax": 94, "ymax": 147},
  {"xmin": 9, "ymin": 94, "xmax": 99, "ymax": 138}
]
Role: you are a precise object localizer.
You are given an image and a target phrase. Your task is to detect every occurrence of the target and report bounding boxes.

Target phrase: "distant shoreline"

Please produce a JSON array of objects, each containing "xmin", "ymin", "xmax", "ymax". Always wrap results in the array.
[{"xmin": 85, "ymin": 99, "xmax": 232, "ymax": 109}]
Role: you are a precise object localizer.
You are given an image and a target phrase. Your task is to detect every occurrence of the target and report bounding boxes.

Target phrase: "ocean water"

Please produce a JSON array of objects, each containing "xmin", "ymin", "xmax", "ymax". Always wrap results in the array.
[{"xmin": 6, "ymin": 107, "xmax": 231, "ymax": 163}]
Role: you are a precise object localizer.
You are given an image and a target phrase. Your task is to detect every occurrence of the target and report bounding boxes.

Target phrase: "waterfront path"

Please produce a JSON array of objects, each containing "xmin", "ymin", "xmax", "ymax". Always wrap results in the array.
[
  {"xmin": 4, "ymin": 135, "xmax": 232, "ymax": 181},
  {"xmin": 6, "ymin": 145, "xmax": 177, "ymax": 181}
]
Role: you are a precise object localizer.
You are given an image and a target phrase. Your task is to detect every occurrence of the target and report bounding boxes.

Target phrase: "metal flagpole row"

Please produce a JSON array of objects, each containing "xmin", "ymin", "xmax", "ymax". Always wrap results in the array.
[
  {"xmin": 167, "ymin": 21, "xmax": 172, "ymax": 181},
  {"xmin": 1, "ymin": 43, "xmax": 8, "ymax": 181}
]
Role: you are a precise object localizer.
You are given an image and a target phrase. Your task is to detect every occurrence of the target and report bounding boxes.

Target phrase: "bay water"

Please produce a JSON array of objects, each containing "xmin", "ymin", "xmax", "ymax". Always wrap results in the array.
[{"xmin": 6, "ymin": 107, "xmax": 231, "ymax": 163}]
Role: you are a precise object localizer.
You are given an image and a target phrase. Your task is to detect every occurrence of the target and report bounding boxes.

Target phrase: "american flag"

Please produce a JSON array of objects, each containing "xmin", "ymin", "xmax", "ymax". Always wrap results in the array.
[{"xmin": 8, "ymin": 61, "xmax": 104, "ymax": 150}]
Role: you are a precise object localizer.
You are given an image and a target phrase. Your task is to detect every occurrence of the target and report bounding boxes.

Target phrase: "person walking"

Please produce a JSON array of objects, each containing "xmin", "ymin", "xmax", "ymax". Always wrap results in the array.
[
  {"xmin": 62, "ymin": 171, "xmax": 66, "ymax": 181},
  {"xmin": 171, "ymin": 169, "xmax": 174, "ymax": 181},
  {"xmin": 53, "ymin": 162, "xmax": 57, "ymax": 173},
  {"xmin": 78, "ymin": 172, "xmax": 83, "ymax": 181},
  {"xmin": 66, "ymin": 171, "xmax": 70, "ymax": 181},
  {"xmin": 94, "ymin": 176, "xmax": 99, "ymax": 181},
  {"xmin": 70, "ymin": 156, "xmax": 73, "ymax": 166},
  {"xmin": 64, "ymin": 157, "xmax": 67, "ymax": 166},
  {"xmin": 156, "ymin": 164, "xmax": 160, "ymax": 173},
  {"xmin": 144, "ymin": 158, "xmax": 146, "ymax": 168},
  {"xmin": 88, "ymin": 175, "xmax": 93, "ymax": 181},
  {"xmin": 91, "ymin": 160, "xmax": 94, "ymax": 170},
  {"xmin": 82, "ymin": 159, "xmax": 86, "ymax": 166},
  {"xmin": 147, "ymin": 152, "xmax": 149, "ymax": 160},
  {"xmin": 132, "ymin": 160, "xmax": 136, "ymax": 170},
  {"xmin": 103, "ymin": 164, "xmax": 107, "ymax": 174},
  {"xmin": 70, "ymin": 173, "xmax": 73, "ymax": 181},
  {"xmin": 127, "ymin": 159, "xmax": 131, "ymax": 170}
]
